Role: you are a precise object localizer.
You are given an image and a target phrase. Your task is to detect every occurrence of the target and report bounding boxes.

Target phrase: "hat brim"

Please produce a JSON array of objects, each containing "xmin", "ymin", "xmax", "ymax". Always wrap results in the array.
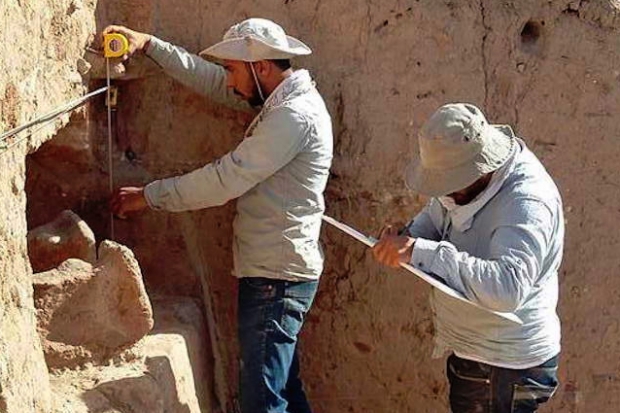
[
  {"xmin": 199, "ymin": 35, "xmax": 312, "ymax": 62},
  {"xmin": 405, "ymin": 125, "xmax": 517, "ymax": 197}
]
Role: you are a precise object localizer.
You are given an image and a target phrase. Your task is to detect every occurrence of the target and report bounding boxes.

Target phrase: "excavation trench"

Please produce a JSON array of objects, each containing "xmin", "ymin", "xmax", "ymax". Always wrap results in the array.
[
  {"xmin": 24, "ymin": 75, "xmax": 225, "ymax": 411},
  {"xmin": 5, "ymin": 1, "xmax": 620, "ymax": 412}
]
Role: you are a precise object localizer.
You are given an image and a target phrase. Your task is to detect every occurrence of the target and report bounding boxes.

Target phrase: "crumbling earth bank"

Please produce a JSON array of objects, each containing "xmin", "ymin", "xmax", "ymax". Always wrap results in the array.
[
  {"xmin": 0, "ymin": 0, "xmax": 97, "ymax": 411},
  {"xmin": 3, "ymin": 0, "xmax": 620, "ymax": 412}
]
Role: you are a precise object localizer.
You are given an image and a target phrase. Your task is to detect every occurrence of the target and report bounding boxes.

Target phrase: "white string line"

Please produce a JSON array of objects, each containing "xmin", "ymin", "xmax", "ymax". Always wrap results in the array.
[
  {"xmin": 0, "ymin": 86, "xmax": 109, "ymax": 145},
  {"xmin": 0, "ymin": 114, "xmax": 66, "ymax": 153},
  {"xmin": 0, "ymin": 67, "xmax": 116, "ymax": 240}
]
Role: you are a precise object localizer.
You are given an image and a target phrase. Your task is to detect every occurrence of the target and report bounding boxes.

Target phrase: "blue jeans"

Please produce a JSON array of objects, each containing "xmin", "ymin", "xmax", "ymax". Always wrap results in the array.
[
  {"xmin": 238, "ymin": 277, "xmax": 318, "ymax": 413},
  {"xmin": 447, "ymin": 353, "xmax": 559, "ymax": 413}
]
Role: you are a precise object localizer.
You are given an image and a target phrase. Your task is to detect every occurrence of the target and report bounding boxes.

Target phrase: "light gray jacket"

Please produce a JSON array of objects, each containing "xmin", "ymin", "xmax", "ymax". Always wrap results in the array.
[
  {"xmin": 143, "ymin": 37, "xmax": 333, "ymax": 281},
  {"xmin": 406, "ymin": 139, "xmax": 563, "ymax": 368}
]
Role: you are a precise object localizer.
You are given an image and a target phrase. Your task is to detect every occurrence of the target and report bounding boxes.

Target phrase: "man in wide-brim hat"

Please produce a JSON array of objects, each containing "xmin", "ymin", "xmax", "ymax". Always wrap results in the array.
[
  {"xmin": 372, "ymin": 103, "xmax": 563, "ymax": 413},
  {"xmin": 107, "ymin": 18, "xmax": 333, "ymax": 413}
]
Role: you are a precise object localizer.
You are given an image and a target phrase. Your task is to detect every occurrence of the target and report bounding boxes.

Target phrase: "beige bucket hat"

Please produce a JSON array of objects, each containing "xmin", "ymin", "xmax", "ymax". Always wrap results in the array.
[
  {"xmin": 405, "ymin": 103, "xmax": 516, "ymax": 197},
  {"xmin": 199, "ymin": 18, "xmax": 312, "ymax": 62}
]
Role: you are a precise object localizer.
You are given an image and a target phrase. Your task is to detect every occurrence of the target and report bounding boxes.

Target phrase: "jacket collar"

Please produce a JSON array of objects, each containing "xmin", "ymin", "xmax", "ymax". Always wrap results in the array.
[
  {"xmin": 245, "ymin": 69, "xmax": 314, "ymax": 137},
  {"xmin": 439, "ymin": 140, "xmax": 521, "ymax": 232}
]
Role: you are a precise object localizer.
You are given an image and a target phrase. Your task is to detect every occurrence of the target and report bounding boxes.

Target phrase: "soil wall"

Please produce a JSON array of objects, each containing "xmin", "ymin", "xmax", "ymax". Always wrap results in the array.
[
  {"xmin": 21, "ymin": 0, "xmax": 620, "ymax": 412},
  {"xmin": 0, "ymin": 0, "xmax": 98, "ymax": 411}
]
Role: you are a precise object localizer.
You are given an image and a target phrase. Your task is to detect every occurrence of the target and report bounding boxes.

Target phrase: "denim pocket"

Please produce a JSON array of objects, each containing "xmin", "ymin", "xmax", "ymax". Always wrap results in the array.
[
  {"xmin": 270, "ymin": 281, "xmax": 315, "ymax": 340},
  {"xmin": 510, "ymin": 360, "xmax": 558, "ymax": 413},
  {"xmin": 271, "ymin": 296, "xmax": 304, "ymax": 341},
  {"xmin": 448, "ymin": 356, "xmax": 492, "ymax": 383},
  {"xmin": 447, "ymin": 356, "xmax": 491, "ymax": 413},
  {"xmin": 510, "ymin": 381, "xmax": 557, "ymax": 413}
]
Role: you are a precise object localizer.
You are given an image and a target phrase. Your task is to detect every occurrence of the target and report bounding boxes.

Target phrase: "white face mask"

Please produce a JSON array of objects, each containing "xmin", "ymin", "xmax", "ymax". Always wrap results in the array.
[{"xmin": 438, "ymin": 196, "xmax": 459, "ymax": 211}]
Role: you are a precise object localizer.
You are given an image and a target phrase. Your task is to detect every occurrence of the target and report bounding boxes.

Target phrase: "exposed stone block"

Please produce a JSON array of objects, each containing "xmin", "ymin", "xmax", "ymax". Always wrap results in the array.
[
  {"xmin": 34, "ymin": 241, "xmax": 154, "ymax": 369},
  {"xmin": 49, "ymin": 298, "xmax": 210, "ymax": 413}
]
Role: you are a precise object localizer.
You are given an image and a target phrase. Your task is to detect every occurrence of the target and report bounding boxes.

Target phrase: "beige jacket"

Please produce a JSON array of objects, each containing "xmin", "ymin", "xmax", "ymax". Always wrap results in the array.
[{"xmin": 143, "ymin": 37, "xmax": 333, "ymax": 281}]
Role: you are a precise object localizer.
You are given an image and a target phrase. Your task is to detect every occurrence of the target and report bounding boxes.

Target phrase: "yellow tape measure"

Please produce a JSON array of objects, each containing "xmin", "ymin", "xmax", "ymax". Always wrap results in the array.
[{"xmin": 103, "ymin": 33, "xmax": 130, "ymax": 58}]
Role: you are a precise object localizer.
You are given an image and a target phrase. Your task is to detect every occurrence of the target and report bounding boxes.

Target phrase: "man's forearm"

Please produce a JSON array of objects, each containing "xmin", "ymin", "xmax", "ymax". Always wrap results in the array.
[{"xmin": 144, "ymin": 37, "xmax": 250, "ymax": 111}]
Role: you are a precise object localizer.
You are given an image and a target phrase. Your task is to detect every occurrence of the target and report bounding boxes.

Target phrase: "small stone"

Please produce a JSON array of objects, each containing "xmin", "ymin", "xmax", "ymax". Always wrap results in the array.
[{"xmin": 27, "ymin": 210, "xmax": 96, "ymax": 273}]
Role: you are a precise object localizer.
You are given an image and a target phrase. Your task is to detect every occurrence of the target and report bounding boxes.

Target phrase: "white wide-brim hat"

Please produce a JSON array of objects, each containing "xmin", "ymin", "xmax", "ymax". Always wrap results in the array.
[
  {"xmin": 405, "ymin": 103, "xmax": 517, "ymax": 197},
  {"xmin": 199, "ymin": 18, "xmax": 312, "ymax": 62}
]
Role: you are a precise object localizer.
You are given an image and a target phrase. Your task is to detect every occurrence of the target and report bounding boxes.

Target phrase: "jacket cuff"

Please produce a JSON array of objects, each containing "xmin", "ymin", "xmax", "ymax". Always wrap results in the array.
[
  {"xmin": 410, "ymin": 237, "xmax": 440, "ymax": 272},
  {"xmin": 144, "ymin": 181, "xmax": 164, "ymax": 210}
]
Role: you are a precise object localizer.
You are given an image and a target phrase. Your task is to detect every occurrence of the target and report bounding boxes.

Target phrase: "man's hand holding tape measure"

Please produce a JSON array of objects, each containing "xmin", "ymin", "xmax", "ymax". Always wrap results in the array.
[{"xmin": 102, "ymin": 25, "xmax": 151, "ymax": 60}]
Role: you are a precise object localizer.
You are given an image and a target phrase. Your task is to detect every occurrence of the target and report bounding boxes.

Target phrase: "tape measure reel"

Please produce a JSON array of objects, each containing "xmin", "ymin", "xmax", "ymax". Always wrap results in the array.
[{"xmin": 103, "ymin": 33, "xmax": 130, "ymax": 58}]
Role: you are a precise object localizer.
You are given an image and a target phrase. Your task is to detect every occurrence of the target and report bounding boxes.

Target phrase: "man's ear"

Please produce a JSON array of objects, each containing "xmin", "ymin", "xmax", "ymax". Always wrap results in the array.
[{"xmin": 256, "ymin": 60, "xmax": 272, "ymax": 76}]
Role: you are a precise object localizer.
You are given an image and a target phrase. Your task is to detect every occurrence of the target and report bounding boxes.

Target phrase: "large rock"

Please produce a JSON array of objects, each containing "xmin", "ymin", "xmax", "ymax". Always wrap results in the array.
[
  {"xmin": 28, "ymin": 210, "xmax": 96, "ymax": 273},
  {"xmin": 147, "ymin": 296, "xmax": 214, "ymax": 412},
  {"xmin": 34, "ymin": 240, "xmax": 154, "ymax": 369},
  {"xmin": 49, "ymin": 297, "xmax": 211, "ymax": 413}
]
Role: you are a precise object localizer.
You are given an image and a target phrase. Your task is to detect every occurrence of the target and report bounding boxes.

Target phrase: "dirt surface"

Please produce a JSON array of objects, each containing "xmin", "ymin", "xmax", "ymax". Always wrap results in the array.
[
  {"xmin": 49, "ymin": 297, "xmax": 210, "ymax": 413},
  {"xmin": 4, "ymin": 0, "xmax": 620, "ymax": 412}
]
